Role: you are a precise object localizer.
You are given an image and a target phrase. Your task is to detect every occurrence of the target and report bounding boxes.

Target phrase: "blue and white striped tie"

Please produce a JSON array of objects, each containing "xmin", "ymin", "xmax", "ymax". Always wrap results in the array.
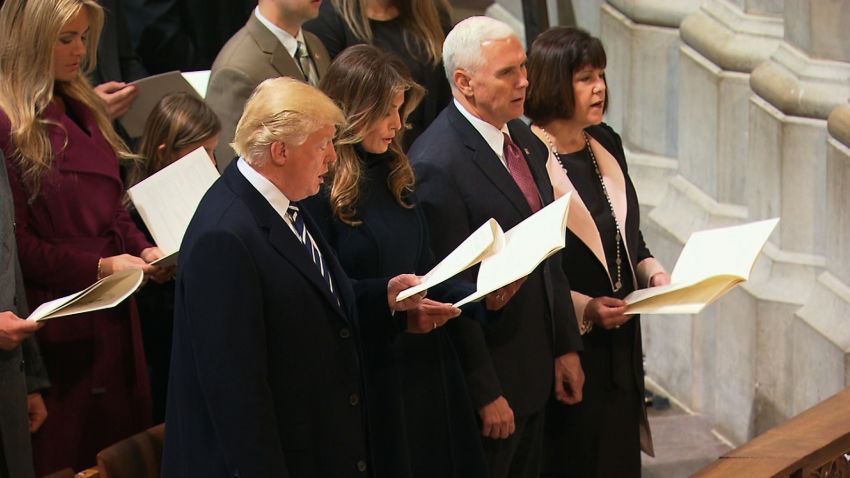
[{"xmin": 286, "ymin": 204, "xmax": 337, "ymax": 299}]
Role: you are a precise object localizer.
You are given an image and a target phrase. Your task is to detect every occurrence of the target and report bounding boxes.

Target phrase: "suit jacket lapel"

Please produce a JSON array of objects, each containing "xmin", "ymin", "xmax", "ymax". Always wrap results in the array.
[
  {"xmin": 587, "ymin": 135, "xmax": 627, "ymax": 237},
  {"xmin": 557, "ymin": 169, "xmax": 611, "ymax": 283},
  {"xmin": 224, "ymin": 166, "xmax": 348, "ymax": 320},
  {"xmin": 534, "ymin": 125, "xmax": 611, "ymax": 284},
  {"xmin": 304, "ymin": 33, "xmax": 329, "ymax": 78},
  {"xmin": 586, "ymin": 132, "xmax": 638, "ymax": 288},
  {"xmin": 246, "ymin": 14, "xmax": 305, "ymax": 81},
  {"xmin": 447, "ymin": 104, "xmax": 533, "ymax": 218},
  {"xmin": 44, "ymin": 99, "xmax": 123, "ymax": 188}
]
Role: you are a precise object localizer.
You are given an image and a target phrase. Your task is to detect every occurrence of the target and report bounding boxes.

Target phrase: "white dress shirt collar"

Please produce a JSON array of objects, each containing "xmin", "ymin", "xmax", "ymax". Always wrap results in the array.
[
  {"xmin": 254, "ymin": 6, "xmax": 306, "ymax": 58},
  {"xmin": 453, "ymin": 99, "xmax": 510, "ymax": 168},
  {"xmin": 237, "ymin": 157, "xmax": 291, "ymax": 223}
]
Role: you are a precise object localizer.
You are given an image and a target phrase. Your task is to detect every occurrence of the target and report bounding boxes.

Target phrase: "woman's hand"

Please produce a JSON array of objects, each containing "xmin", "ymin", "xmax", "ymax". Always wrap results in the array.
[
  {"xmin": 387, "ymin": 274, "xmax": 425, "ymax": 312},
  {"xmin": 649, "ymin": 271, "xmax": 671, "ymax": 287},
  {"xmin": 140, "ymin": 247, "xmax": 175, "ymax": 283},
  {"xmin": 406, "ymin": 299, "xmax": 462, "ymax": 333},
  {"xmin": 93, "ymin": 81, "xmax": 138, "ymax": 119},
  {"xmin": 98, "ymin": 254, "xmax": 149, "ymax": 278},
  {"xmin": 485, "ymin": 277, "xmax": 527, "ymax": 311},
  {"xmin": 584, "ymin": 296, "xmax": 629, "ymax": 330}
]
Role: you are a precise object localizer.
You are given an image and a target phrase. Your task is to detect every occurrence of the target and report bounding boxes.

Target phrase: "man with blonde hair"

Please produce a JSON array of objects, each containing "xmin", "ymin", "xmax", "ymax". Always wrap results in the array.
[
  {"xmin": 410, "ymin": 16, "xmax": 586, "ymax": 478},
  {"xmin": 162, "ymin": 77, "xmax": 445, "ymax": 477}
]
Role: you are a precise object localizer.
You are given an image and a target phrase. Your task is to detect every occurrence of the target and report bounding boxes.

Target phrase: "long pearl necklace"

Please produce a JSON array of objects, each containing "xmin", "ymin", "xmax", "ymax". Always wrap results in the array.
[{"xmin": 542, "ymin": 129, "xmax": 623, "ymax": 292}]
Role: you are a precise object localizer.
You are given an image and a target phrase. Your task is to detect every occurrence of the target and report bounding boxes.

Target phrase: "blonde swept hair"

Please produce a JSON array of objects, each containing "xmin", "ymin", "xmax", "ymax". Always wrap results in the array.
[
  {"xmin": 232, "ymin": 77, "xmax": 345, "ymax": 166},
  {"xmin": 331, "ymin": 0, "xmax": 450, "ymax": 67},
  {"xmin": 126, "ymin": 92, "xmax": 221, "ymax": 191},
  {"xmin": 0, "ymin": 0, "xmax": 132, "ymax": 200},
  {"xmin": 320, "ymin": 45, "xmax": 424, "ymax": 226}
]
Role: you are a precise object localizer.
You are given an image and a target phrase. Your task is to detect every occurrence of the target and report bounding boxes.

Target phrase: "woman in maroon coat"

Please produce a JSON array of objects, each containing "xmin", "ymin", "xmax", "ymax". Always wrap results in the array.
[{"xmin": 0, "ymin": 0, "xmax": 169, "ymax": 474}]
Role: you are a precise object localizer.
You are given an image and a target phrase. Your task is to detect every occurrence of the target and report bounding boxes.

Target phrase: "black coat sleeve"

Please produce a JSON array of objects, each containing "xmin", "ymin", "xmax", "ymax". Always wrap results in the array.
[{"xmin": 413, "ymin": 153, "xmax": 502, "ymax": 409}]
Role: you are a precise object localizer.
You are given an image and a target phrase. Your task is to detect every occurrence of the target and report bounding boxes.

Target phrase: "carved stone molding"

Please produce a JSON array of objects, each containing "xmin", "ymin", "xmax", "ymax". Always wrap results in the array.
[
  {"xmin": 828, "ymin": 105, "xmax": 850, "ymax": 150},
  {"xmin": 606, "ymin": 0, "xmax": 700, "ymax": 28},
  {"xmin": 679, "ymin": 0, "xmax": 783, "ymax": 73},
  {"xmin": 750, "ymin": 43, "xmax": 850, "ymax": 119}
]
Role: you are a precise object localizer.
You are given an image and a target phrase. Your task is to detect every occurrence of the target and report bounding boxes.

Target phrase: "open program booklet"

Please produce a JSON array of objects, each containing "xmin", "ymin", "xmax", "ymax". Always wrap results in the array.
[
  {"xmin": 27, "ymin": 269, "xmax": 144, "ymax": 322},
  {"xmin": 624, "ymin": 218, "xmax": 779, "ymax": 315},
  {"xmin": 127, "ymin": 147, "xmax": 220, "ymax": 267},
  {"xmin": 397, "ymin": 193, "xmax": 572, "ymax": 307}
]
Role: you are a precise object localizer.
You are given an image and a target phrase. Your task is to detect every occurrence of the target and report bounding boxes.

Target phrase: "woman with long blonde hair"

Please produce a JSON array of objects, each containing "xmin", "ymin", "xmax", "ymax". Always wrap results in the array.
[
  {"xmin": 0, "ymin": 0, "xmax": 168, "ymax": 473},
  {"xmin": 305, "ymin": 0, "xmax": 453, "ymax": 146},
  {"xmin": 304, "ymin": 44, "xmax": 488, "ymax": 478}
]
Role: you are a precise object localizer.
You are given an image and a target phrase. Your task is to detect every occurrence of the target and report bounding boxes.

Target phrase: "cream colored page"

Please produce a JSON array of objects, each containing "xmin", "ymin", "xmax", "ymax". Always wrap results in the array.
[
  {"xmin": 454, "ymin": 193, "xmax": 571, "ymax": 307},
  {"xmin": 128, "ymin": 147, "xmax": 220, "ymax": 254},
  {"xmin": 28, "ymin": 269, "xmax": 144, "ymax": 322},
  {"xmin": 624, "ymin": 218, "xmax": 778, "ymax": 314},
  {"xmin": 182, "ymin": 70, "xmax": 211, "ymax": 97},
  {"xmin": 396, "ymin": 219, "xmax": 502, "ymax": 302},
  {"xmin": 27, "ymin": 291, "xmax": 86, "ymax": 322},
  {"xmin": 625, "ymin": 275, "xmax": 743, "ymax": 315},
  {"xmin": 151, "ymin": 251, "xmax": 178, "ymax": 268},
  {"xmin": 670, "ymin": 218, "xmax": 779, "ymax": 284}
]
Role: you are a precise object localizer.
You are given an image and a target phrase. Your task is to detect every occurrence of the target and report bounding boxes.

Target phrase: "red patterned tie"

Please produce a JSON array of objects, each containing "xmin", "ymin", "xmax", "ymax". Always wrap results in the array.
[{"xmin": 503, "ymin": 133, "xmax": 542, "ymax": 213}]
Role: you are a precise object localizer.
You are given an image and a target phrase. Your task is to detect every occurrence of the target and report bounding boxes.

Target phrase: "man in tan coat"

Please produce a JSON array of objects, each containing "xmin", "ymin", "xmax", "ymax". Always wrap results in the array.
[{"xmin": 206, "ymin": 0, "xmax": 330, "ymax": 171}]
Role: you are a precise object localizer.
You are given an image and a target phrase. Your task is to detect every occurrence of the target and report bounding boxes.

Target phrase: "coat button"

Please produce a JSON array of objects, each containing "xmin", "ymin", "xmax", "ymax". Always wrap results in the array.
[
  {"xmin": 349, "ymin": 393, "xmax": 359, "ymax": 406},
  {"xmin": 19, "ymin": 360, "xmax": 25, "ymax": 372},
  {"xmin": 356, "ymin": 460, "xmax": 367, "ymax": 473},
  {"xmin": 339, "ymin": 328, "xmax": 351, "ymax": 339}
]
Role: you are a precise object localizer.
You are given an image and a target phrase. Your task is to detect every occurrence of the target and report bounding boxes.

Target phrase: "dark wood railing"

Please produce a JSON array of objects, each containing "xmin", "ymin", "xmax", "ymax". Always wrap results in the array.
[{"xmin": 693, "ymin": 387, "xmax": 850, "ymax": 477}]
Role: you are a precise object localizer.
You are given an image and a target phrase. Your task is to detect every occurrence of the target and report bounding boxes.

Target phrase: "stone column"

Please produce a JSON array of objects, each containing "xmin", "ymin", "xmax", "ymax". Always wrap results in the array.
[
  {"xmin": 641, "ymin": 0, "xmax": 784, "ymax": 444},
  {"xmin": 651, "ymin": 0, "xmax": 849, "ymax": 445},
  {"xmin": 746, "ymin": 3, "xmax": 850, "ymax": 437},
  {"xmin": 572, "ymin": 0, "xmax": 602, "ymax": 36},
  {"xmin": 793, "ymin": 103, "xmax": 850, "ymax": 423},
  {"xmin": 599, "ymin": 0, "xmax": 701, "ymax": 159},
  {"xmin": 677, "ymin": 0, "xmax": 782, "ymax": 206},
  {"xmin": 748, "ymin": 0, "xmax": 850, "ymax": 256},
  {"xmin": 487, "ymin": 0, "xmax": 527, "ymax": 47}
]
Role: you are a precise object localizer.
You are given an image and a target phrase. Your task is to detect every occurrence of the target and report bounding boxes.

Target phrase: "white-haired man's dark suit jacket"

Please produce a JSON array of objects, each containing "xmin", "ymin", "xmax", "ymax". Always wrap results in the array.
[{"xmin": 409, "ymin": 102, "xmax": 583, "ymax": 477}]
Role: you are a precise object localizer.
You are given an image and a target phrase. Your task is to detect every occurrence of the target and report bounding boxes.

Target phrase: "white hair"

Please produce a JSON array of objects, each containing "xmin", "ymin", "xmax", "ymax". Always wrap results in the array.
[{"xmin": 442, "ymin": 16, "xmax": 518, "ymax": 89}]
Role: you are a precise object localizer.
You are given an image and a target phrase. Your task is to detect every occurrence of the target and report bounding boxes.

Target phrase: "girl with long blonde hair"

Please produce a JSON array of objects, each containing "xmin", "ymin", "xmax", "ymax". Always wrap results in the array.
[
  {"xmin": 304, "ymin": 44, "xmax": 488, "ymax": 478},
  {"xmin": 0, "ymin": 0, "xmax": 168, "ymax": 473}
]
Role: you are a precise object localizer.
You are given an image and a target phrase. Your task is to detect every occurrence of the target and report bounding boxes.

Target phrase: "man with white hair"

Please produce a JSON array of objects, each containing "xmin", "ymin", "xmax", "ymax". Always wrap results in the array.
[
  {"xmin": 409, "ymin": 16, "xmax": 585, "ymax": 478},
  {"xmin": 163, "ymin": 77, "xmax": 454, "ymax": 477}
]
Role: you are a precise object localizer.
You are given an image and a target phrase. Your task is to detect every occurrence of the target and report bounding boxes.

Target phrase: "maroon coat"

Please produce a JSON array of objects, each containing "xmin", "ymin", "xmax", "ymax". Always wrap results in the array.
[{"xmin": 0, "ymin": 96, "xmax": 152, "ymax": 476}]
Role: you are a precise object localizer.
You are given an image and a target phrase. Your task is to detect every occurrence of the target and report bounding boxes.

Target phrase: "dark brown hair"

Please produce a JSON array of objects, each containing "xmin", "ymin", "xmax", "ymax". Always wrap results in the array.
[
  {"xmin": 320, "ymin": 44, "xmax": 424, "ymax": 226},
  {"xmin": 127, "ymin": 92, "xmax": 221, "ymax": 190},
  {"xmin": 525, "ymin": 26, "xmax": 608, "ymax": 124}
]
